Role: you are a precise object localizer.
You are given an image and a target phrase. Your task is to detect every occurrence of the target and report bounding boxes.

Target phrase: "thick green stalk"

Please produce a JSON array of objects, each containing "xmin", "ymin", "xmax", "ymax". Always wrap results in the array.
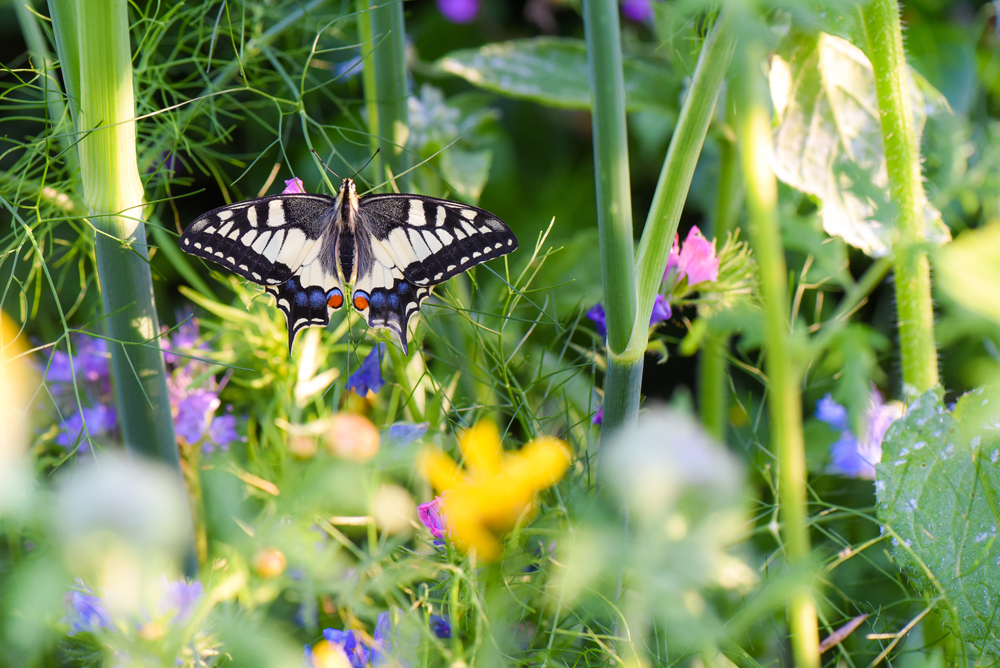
[
  {"xmin": 583, "ymin": 0, "xmax": 639, "ymax": 434},
  {"xmin": 863, "ymin": 0, "xmax": 938, "ymax": 397},
  {"xmin": 699, "ymin": 96, "xmax": 742, "ymax": 441},
  {"xmin": 51, "ymin": 0, "xmax": 183, "ymax": 470},
  {"xmin": 355, "ymin": 0, "xmax": 382, "ymax": 185},
  {"xmin": 631, "ymin": 15, "xmax": 735, "ymax": 356},
  {"xmin": 736, "ymin": 57, "xmax": 818, "ymax": 668},
  {"xmin": 365, "ymin": 0, "xmax": 410, "ymax": 192}
]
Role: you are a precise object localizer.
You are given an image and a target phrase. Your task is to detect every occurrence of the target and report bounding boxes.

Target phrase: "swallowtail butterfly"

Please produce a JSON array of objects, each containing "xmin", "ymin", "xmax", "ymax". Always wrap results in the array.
[{"xmin": 180, "ymin": 179, "xmax": 518, "ymax": 354}]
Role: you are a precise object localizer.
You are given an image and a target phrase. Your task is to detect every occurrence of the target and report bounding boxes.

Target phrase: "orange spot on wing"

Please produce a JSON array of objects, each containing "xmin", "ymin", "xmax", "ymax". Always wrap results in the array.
[
  {"xmin": 328, "ymin": 293, "xmax": 343, "ymax": 308},
  {"xmin": 353, "ymin": 295, "xmax": 369, "ymax": 310}
]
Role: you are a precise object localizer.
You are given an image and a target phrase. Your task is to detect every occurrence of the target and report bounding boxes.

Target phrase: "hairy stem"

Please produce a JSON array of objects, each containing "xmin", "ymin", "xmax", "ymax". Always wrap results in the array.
[{"xmin": 864, "ymin": 0, "xmax": 938, "ymax": 397}]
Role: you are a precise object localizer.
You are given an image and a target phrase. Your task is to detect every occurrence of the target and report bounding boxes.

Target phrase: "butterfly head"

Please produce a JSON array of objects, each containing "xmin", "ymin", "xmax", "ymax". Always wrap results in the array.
[{"xmin": 340, "ymin": 178, "xmax": 360, "ymax": 224}]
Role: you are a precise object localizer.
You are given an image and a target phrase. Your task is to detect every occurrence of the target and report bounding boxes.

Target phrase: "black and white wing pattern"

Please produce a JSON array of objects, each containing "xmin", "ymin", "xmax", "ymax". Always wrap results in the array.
[
  {"xmin": 180, "ymin": 178, "xmax": 518, "ymax": 355},
  {"xmin": 179, "ymin": 194, "xmax": 346, "ymax": 350},
  {"xmin": 350, "ymin": 194, "xmax": 518, "ymax": 353}
]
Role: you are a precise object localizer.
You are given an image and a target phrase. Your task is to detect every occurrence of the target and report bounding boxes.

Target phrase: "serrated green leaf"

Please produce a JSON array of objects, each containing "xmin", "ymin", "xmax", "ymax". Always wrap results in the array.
[
  {"xmin": 434, "ymin": 38, "xmax": 678, "ymax": 112},
  {"xmin": 769, "ymin": 32, "xmax": 951, "ymax": 257},
  {"xmin": 876, "ymin": 387, "xmax": 1000, "ymax": 654}
]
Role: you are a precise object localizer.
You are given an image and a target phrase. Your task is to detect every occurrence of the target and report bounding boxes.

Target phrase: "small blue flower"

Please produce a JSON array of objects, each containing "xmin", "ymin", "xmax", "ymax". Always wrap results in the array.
[
  {"xmin": 206, "ymin": 409, "xmax": 240, "ymax": 453},
  {"xmin": 322, "ymin": 629, "xmax": 370, "ymax": 668},
  {"xmin": 174, "ymin": 388, "xmax": 220, "ymax": 445},
  {"xmin": 815, "ymin": 394, "xmax": 848, "ymax": 432},
  {"xmin": 63, "ymin": 585, "xmax": 113, "ymax": 635},
  {"xmin": 621, "ymin": 0, "xmax": 654, "ymax": 22},
  {"xmin": 591, "ymin": 407, "xmax": 603, "ymax": 425},
  {"xmin": 586, "ymin": 304, "xmax": 608, "ymax": 338},
  {"xmin": 384, "ymin": 422, "xmax": 429, "ymax": 446},
  {"xmin": 649, "ymin": 294, "xmax": 672, "ymax": 325},
  {"xmin": 430, "ymin": 615, "xmax": 451, "ymax": 639},
  {"xmin": 155, "ymin": 578, "xmax": 203, "ymax": 624},
  {"xmin": 348, "ymin": 344, "xmax": 386, "ymax": 396},
  {"xmin": 55, "ymin": 405, "xmax": 117, "ymax": 450},
  {"xmin": 587, "ymin": 295, "xmax": 672, "ymax": 340},
  {"xmin": 818, "ymin": 389, "xmax": 904, "ymax": 480}
]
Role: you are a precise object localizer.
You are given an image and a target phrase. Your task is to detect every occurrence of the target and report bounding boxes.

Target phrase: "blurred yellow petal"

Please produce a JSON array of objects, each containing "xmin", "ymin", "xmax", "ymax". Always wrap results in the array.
[
  {"xmin": 418, "ymin": 447, "xmax": 465, "ymax": 491},
  {"xmin": 458, "ymin": 420, "xmax": 502, "ymax": 474},
  {"xmin": 310, "ymin": 641, "xmax": 352, "ymax": 668},
  {"xmin": 417, "ymin": 421, "xmax": 572, "ymax": 562},
  {"xmin": 503, "ymin": 437, "xmax": 572, "ymax": 488}
]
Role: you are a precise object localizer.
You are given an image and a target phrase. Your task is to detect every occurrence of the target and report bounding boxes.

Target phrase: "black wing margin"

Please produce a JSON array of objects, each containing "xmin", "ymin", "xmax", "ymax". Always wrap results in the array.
[{"xmin": 180, "ymin": 193, "xmax": 338, "ymax": 286}]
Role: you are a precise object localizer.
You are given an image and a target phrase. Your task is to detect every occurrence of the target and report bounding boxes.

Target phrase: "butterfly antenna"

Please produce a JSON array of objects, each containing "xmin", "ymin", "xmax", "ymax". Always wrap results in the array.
[
  {"xmin": 349, "ymin": 148, "xmax": 381, "ymax": 181},
  {"xmin": 309, "ymin": 148, "xmax": 342, "ymax": 180}
]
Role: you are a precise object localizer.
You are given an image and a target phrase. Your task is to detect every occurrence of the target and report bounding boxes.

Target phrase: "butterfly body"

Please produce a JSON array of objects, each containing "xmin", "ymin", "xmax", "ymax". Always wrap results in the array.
[{"xmin": 180, "ymin": 178, "xmax": 517, "ymax": 354}]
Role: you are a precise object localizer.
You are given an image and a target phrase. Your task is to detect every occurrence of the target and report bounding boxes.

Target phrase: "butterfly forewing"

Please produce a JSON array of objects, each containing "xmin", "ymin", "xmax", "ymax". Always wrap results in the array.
[
  {"xmin": 358, "ymin": 194, "xmax": 518, "ymax": 286},
  {"xmin": 180, "ymin": 179, "xmax": 517, "ymax": 354}
]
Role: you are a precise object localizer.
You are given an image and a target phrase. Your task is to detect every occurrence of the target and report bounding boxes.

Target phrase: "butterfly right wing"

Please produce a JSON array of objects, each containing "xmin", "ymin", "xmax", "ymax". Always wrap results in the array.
[{"xmin": 180, "ymin": 193, "xmax": 346, "ymax": 350}]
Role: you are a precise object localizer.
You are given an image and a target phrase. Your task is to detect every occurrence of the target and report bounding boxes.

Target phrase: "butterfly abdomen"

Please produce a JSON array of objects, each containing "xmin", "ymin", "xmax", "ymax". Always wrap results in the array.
[{"xmin": 337, "ymin": 228, "xmax": 356, "ymax": 282}]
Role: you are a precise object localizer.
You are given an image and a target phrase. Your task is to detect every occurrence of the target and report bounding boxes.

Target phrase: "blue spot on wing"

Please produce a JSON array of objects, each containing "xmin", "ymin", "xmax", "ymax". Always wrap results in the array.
[
  {"xmin": 309, "ymin": 289, "xmax": 326, "ymax": 309},
  {"xmin": 295, "ymin": 290, "xmax": 308, "ymax": 307}
]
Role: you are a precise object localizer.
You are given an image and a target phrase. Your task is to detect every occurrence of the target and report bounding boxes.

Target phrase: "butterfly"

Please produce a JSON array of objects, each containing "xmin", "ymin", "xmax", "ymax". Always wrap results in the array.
[{"xmin": 179, "ymin": 178, "xmax": 518, "ymax": 354}]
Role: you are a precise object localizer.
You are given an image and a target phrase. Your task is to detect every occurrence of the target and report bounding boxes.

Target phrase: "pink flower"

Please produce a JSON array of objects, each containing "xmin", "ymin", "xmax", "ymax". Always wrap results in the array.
[
  {"xmin": 664, "ymin": 227, "xmax": 719, "ymax": 286},
  {"xmin": 417, "ymin": 497, "xmax": 446, "ymax": 542},
  {"xmin": 282, "ymin": 178, "xmax": 305, "ymax": 194}
]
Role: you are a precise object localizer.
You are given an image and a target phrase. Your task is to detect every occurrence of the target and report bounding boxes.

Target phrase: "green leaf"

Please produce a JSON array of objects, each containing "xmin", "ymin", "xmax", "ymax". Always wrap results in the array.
[
  {"xmin": 440, "ymin": 147, "xmax": 492, "ymax": 204},
  {"xmin": 876, "ymin": 387, "xmax": 1000, "ymax": 654},
  {"xmin": 769, "ymin": 32, "xmax": 951, "ymax": 257},
  {"xmin": 434, "ymin": 38, "xmax": 678, "ymax": 112},
  {"xmin": 936, "ymin": 222, "xmax": 1000, "ymax": 326}
]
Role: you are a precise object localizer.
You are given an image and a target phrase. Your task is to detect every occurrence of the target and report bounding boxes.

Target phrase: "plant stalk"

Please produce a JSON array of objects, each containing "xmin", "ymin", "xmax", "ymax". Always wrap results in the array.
[
  {"xmin": 736, "ymin": 53, "xmax": 818, "ymax": 668},
  {"xmin": 50, "ymin": 0, "xmax": 193, "ymax": 569},
  {"xmin": 631, "ymin": 14, "xmax": 735, "ymax": 359},
  {"xmin": 863, "ymin": 0, "xmax": 938, "ymax": 397},
  {"xmin": 365, "ymin": 0, "xmax": 411, "ymax": 192},
  {"xmin": 583, "ymin": 0, "xmax": 639, "ymax": 434}
]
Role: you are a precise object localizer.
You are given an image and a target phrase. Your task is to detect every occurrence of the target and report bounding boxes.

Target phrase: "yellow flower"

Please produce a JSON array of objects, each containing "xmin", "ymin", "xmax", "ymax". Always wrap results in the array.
[{"xmin": 418, "ymin": 421, "xmax": 571, "ymax": 561}]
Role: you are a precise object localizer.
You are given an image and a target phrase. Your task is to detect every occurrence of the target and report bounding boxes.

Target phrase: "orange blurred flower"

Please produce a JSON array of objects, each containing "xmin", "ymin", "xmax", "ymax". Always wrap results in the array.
[{"xmin": 418, "ymin": 421, "xmax": 571, "ymax": 561}]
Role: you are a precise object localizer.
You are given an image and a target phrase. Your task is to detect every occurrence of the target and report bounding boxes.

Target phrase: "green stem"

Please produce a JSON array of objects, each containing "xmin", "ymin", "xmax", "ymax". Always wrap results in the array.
[
  {"xmin": 863, "ymin": 0, "xmax": 938, "ymax": 398},
  {"xmin": 735, "ymin": 52, "xmax": 818, "ymax": 668},
  {"xmin": 583, "ymin": 0, "xmax": 639, "ymax": 434},
  {"xmin": 699, "ymin": 64, "xmax": 742, "ymax": 442},
  {"xmin": 356, "ymin": 0, "xmax": 382, "ymax": 185},
  {"xmin": 50, "ymin": 0, "xmax": 193, "ymax": 568},
  {"xmin": 631, "ymin": 15, "xmax": 735, "ymax": 357},
  {"xmin": 366, "ymin": 0, "xmax": 410, "ymax": 192}
]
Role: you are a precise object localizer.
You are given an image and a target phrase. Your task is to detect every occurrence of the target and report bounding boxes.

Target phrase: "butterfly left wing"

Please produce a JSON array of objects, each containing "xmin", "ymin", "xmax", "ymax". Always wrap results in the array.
[
  {"xmin": 350, "ymin": 194, "xmax": 518, "ymax": 354},
  {"xmin": 179, "ymin": 194, "xmax": 346, "ymax": 351}
]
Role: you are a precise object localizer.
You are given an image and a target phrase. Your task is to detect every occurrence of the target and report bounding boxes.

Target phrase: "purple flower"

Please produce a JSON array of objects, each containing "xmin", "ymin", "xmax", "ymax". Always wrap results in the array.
[
  {"xmin": 322, "ymin": 629, "xmax": 370, "ymax": 668},
  {"xmin": 55, "ymin": 405, "xmax": 117, "ymax": 450},
  {"xmin": 154, "ymin": 578, "xmax": 203, "ymax": 625},
  {"xmin": 63, "ymin": 584, "xmax": 113, "ymax": 635},
  {"xmin": 586, "ymin": 304, "xmax": 608, "ymax": 338},
  {"xmin": 206, "ymin": 411, "xmax": 239, "ymax": 453},
  {"xmin": 45, "ymin": 335, "xmax": 110, "ymax": 384},
  {"xmin": 162, "ymin": 316, "xmax": 204, "ymax": 365},
  {"xmin": 384, "ymin": 422, "xmax": 429, "ymax": 446},
  {"xmin": 437, "ymin": 0, "xmax": 479, "ymax": 23},
  {"xmin": 592, "ymin": 407, "xmax": 603, "ymax": 425},
  {"xmin": 815, "ymin": 394, "xmax": 848, "ymax": 432},
  {"xmin": 665, "ymin": 227, "xmax": 719, "ymax": 286},
  {"xmin": 348, "ymin": 344, "xmax": 385, "ymax": 396},
  {"xmin": 587, "ymin": 295, "xmax": 673, "ymax": 339},
  {"xmin": 650, "ymin": 294, "xmax": 672, "ymax": 324},
  {"xmin": 430, "ymin": 615, "xmax": 451, "ymax": 639},
  {"xmin": 621, "ymin": 0, "xmax": 654, "ymax": 22},
  {"xmin": 821, "ymin": 389, "xmax": 904, "ymax": 479},
  {"xmin": 283, "ymin": 177, "xmax": 306, "ymax": 194},
  {"xmin": 174, "ymin": 388, "xmax": 221, "ymax": 445},
  {"xmin": 418, "ymin": 497, "xmax": 446, "ymax": 542}
]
